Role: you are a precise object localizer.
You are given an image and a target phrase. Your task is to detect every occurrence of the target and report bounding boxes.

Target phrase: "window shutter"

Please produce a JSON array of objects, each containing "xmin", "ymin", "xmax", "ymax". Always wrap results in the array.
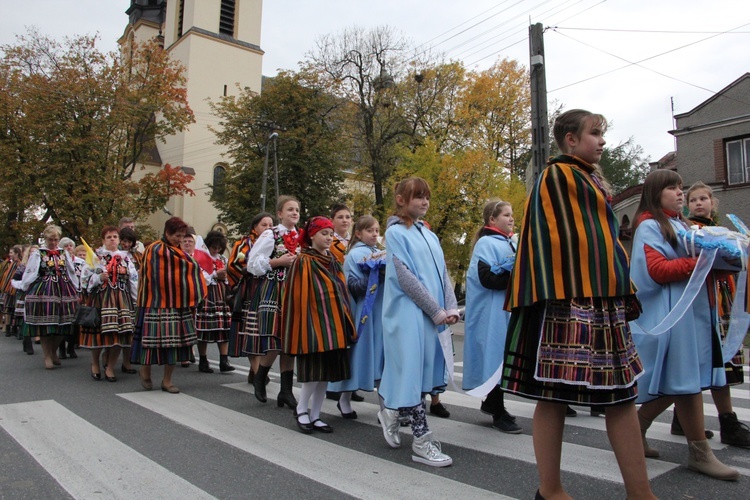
[{"xmin": 714, "ymin": 139, "xmax": 725, "ymax": 182}]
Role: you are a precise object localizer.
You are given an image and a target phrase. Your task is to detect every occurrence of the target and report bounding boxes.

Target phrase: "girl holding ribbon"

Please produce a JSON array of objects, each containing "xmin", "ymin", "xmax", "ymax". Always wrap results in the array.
[
  {"xmin": 631, "ymin": 170, "xmax": 738, "ymax": 480},
  {"xmin": 327, "ymin": 215, "xmax": 385, "ymax": 418},
  {"xmin": 377, "ymin": 177, "xmax": 459, "ymax": 468},
  {"xmin": 281, "ymin": 216, "xmax": 356, "ymax": 434}
]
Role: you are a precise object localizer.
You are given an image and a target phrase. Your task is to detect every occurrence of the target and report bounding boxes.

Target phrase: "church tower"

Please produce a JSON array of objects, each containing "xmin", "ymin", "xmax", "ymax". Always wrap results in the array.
[{"xmin": 120, "ymin": 0, "xmax": 264, "ymax": 237}]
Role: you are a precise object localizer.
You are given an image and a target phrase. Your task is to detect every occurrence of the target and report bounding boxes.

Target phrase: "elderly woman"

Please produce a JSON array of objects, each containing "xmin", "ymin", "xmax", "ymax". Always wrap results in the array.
[
  {"xmin": 131, "ymin": 217, "xmax": 206, "ymax": 393},
  {"xmin": 17, "ymin": 225, "xmax": 79, "ymax": 369}
]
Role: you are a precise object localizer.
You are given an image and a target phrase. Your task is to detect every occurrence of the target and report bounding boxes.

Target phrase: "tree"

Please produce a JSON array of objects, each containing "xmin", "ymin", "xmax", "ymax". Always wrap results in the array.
[
  {"xmin": 209, "ymin": 71, "xmax": 347, "ymax": 233},
  {"xmin": 392, "ymin": 140, "xmax": 527, "ymax": 282},
  {"xmin": 303, "ymin": 26, "xmax": 416, "ymax": 216},
  {"xmin": 599, "ymin": 137, "xmax": 650, "ymax": 195},
  {"xmin": 456, "ymin": 59, "xmax": 531, "ymax": 179},
  {"xmin": 0, "ymin": 29, "xmax": 195, "ymax": 248}
]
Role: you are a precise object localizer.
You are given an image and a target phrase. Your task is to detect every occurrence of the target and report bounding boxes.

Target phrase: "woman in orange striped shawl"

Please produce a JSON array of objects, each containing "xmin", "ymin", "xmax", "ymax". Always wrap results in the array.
[
  {"xmin": 131, "ymin": 217, "xmax": 207, "ymax": 394},
  {"xmin": 282, "ymin": 216, "xmax": 356, "ymax": 434}
]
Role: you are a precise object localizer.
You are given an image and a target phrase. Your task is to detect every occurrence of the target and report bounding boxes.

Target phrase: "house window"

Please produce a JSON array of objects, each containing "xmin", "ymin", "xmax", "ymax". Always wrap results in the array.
[
  {"xmin": 213, "ymin": 165, "xmax": 227, "ymax": 200},
  {"xmin": 219, "ymin": 0, "xmax": 236, "ymax": 36},
  {"xmin": 726, "ymin": 137, "xmax": 750, "ymax": 184}
]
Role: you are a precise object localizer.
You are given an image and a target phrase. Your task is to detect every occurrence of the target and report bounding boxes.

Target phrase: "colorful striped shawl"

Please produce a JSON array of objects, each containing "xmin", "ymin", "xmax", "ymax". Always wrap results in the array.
[
  {"xmin": 329, "ymin": 237, "xmax": 347, "ymax": 265},
  {"xmin": 137, "ymin": 238, "xmax": 207, "ymax": 309},
  {"xmin": 0, "ymin": 259, "xmax": 17, "ymax": 294},
  {"xmin": 226, "ymin": 232, "xmax": 257, "ymax": 288},
  {"xmin": 281, "ymin": 248, "xmax": 356, "ymax": 355},
  {"xmin": 507, "ymin": 155, "xmax": 633, "ymax": 308}
]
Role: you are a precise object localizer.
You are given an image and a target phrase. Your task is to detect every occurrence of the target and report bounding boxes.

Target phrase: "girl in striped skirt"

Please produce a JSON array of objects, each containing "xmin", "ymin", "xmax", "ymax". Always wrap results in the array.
[
  {"xmin": 227, "ymin": 212, "xmax": 275, "ymax": 382},
  {"xmin": 245, "ymin": 196, "xmax": 301, "ymax": 408},
  {"xmin": 195, "ymin": 230, "xmax": 234, "ymax": 374},
  {"xmin": 17, "ymin": 225, "xmax": 79, "ymax": 370},
  {"xmin": 281, "ymin": 216, "xmax": 356, "ymax": 433},
  {"xmin": 500, "ymin": 110, "xmax": 654, "ymax": 498},
  {"xmin": 80, "ymin": 226, "xmax": 138, "ymax": 382}
]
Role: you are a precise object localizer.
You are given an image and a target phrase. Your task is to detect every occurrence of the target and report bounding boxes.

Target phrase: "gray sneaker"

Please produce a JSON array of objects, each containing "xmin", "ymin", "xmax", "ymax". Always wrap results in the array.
[
  {"xmin": 378, "ymin": 409, "xmax": 401, "ymax": 448},
  {"xmin": 412, "ymin": 432, "xmax": 452, "ymax": 467}
]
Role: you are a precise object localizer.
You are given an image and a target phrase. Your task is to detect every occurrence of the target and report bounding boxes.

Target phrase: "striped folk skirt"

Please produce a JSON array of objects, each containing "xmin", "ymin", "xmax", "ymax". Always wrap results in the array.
[
  {"xmin": 501, "ymin": 297, "xmax": 643, "ymax": 406},
  {"xmin": 130, "ymin": 307, "xmax": 197, "ymax": 366},
  {"xmin": 228, "ymin": 276, "xmax": 260, "ymax": 357},
  {"xmin": 241, "ymin": 278, "xmax": 282, "ymax": 355},
  {"xmin": 195, "ymin": 284, "xmax": 231, "ymax": 343},
  {"xmin": 24, "ymin": 277, "xmax": 79, "ymax": 337},
  {"xmin": 296, "ymin": 349, "xmax": 350, "ymax": 383},
  {"xmin": 79, "ymin": 286, "xmax": 134, "ymax": 348}
]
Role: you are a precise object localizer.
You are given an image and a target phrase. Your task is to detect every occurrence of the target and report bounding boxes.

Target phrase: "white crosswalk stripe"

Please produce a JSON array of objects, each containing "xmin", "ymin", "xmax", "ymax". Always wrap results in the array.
[{"xmin": 0, "ymin": 400, "xmax": 216, "ymax": 500}]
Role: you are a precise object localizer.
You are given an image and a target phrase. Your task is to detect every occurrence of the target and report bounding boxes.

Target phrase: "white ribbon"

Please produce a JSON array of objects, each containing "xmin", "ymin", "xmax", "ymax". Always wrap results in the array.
[
  {"xmin": 438, "ymin": 327, "xmax": 503, "ymax": 398},
  {"xmin": 633, "ymin": 248, "xmax": 717, "ymax": 336},
  {"xmin": 722, "ymin": 270, "xmax": 750, "ymax": 363}
]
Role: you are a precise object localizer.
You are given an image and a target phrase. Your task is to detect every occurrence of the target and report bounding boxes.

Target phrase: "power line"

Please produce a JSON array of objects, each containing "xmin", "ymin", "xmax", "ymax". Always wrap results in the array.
[
  {"xmin": 548, "ymin": 20, "xmax": 750, "ymax": 93},
  {"xmin": 551, "ymin": 26, "xmax": 750, "ymax": 34}
]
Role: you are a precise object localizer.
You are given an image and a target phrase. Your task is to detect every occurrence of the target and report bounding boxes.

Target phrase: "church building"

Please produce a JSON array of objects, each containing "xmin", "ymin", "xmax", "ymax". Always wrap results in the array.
[{"xmin": 119, "ymin": 0, "xmax": 264, "ymax": 236}]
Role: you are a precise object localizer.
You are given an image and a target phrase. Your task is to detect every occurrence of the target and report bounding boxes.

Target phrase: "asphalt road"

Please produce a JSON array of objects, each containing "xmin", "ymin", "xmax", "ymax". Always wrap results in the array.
[{"xmin": 1, "ymin": 332, "xmax": 749, "ymax": 499}]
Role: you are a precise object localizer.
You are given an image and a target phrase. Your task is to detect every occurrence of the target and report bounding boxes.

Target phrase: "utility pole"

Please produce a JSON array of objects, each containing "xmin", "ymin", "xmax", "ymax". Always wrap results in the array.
[{"xmin": 529, "ymin": 23, "xmax": 549, "ymax": 182}]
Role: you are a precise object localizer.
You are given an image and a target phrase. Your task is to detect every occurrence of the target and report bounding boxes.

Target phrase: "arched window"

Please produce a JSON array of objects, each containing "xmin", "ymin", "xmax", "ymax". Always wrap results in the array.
[{"xmin": 213, "ymin": 165, "xmax": 227, "ymax": 201}]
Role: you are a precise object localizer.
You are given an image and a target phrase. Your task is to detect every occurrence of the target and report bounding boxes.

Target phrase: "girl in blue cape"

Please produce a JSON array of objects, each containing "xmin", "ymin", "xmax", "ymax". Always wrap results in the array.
[
  {"xmin": 327, "ymin": 215, "xmax": 385, "ymax": 418},
  {"xmin": 631, "ymin": 169, "xmax": 737, "ymax": 480},
  {"xmin": 377, "ymin": 177, "xmax": 459, "ymax": 468},
  {"xmin": 463, "ymin": 199, "xmax": 521, "ymax": 434}
]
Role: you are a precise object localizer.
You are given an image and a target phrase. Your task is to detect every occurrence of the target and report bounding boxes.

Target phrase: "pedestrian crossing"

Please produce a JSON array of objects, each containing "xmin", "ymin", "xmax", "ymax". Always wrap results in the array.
[{"xmin": 2, "ymin": 357, "xmax": 749, "ymax": 499}]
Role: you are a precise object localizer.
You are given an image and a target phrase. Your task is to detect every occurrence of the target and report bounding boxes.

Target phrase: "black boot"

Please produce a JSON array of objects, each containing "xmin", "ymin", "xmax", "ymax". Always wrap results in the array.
[
  {"xmin": 277, "ymin": 370, "xmax": 298, "ymax": 409},
  {"xmin": 23, "ymin": 337, "xmax": 34, "ymax": 355},
  {"xmin": 253, "ymin": 364, "xmax": 271, "ymax": 403},
  {"xmin": 219, "ymin": 354, "xmax": 235, "ymax": 372},
  {"xmin": 480, "ymin": 386, "xmax": 505, "ymax": 416},
  {"xmin": 198, "ymin": 356, "xmax": 214, "ymax": 373},
  {"xmin": 4, "ymin": 324, "xmax": 12, "ymax": 337},
  {"xmin": 66, "ymin": 337, "xmax": 77, "ymax": 358},
  {"xmin": 58, "ymin": 340, "xmax": 68, "ymax": 359},
  {"xmin": 719, "ymin": 412, "xmax": 750, "ymax": 448}
]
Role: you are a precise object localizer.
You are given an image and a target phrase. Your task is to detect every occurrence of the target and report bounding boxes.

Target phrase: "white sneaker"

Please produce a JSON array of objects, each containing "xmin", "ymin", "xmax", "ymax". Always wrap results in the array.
[
  {"xmin": 377, "ymin": 409, "xmax": 401, "ymax": 448},
  {"xmin": 412, "ymin": 432, "xmax": 452, "ymax": 467}
]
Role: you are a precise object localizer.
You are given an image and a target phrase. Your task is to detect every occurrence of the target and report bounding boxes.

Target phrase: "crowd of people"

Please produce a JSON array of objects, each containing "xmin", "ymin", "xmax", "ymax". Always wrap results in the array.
[{"xmin": 1, "ymin": 108, "xmax": 749, "ymax": 497}]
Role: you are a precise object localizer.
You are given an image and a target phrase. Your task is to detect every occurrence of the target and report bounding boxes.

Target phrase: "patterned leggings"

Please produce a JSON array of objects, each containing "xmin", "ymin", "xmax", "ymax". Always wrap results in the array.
[{"xmin": 400, "ymin": 400, "xmax": 429, "ymax": 438}]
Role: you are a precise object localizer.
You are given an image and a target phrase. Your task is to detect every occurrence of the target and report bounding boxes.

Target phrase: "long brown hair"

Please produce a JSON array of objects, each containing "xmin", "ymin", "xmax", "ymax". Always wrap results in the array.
[
  {"xmin": 471, "ymin": 199, "xmax": 511, "ymax": 250},
  {"xmin": 347, "ymin": 215, "xmax": 380, "ymax": 252},
  {"xmin": 633, "ymin": 169, "xmax": 688, "ymax": 248},
  {"xmin": 392, "ymin": 177, "xmax": 431, "ymax": 228}
]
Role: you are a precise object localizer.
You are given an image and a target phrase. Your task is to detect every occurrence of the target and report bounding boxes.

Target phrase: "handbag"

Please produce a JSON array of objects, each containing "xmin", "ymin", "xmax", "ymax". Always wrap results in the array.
[{"xmin": 74, "ymin": 305, "xmax": 100, "ymax": 329}]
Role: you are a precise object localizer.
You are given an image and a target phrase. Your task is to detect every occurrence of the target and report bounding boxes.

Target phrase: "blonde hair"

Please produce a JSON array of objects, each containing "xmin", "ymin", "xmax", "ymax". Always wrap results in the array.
[
  {"xmin": 42, "ymin": 225, "xmax": 62, "ymax": 240},
  {"xmin": 348, "ymin": 215, "xmax": 380, "ymax": 252},
  {"xmin": 686, "ymin": 181, "xmax": 719, "ymax": 219}
]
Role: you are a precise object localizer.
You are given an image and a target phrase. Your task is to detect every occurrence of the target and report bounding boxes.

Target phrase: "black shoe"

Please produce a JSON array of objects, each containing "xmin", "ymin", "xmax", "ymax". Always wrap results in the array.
[
  {"xmin": 121, "ymin": 365, "xmax": 137, "ymax": 374},
  {"xmin": 219, "ymin": 360, "xmax": 235, "ymax": 372},
  {"xmin": 326, "ymin": 391, "xmax": 341, "ymax": 401},
  {"xmin": 492, "ymin": 412, "xmax": 523, "ymax": 434},
  {"xmin": 67, "ymin": 344, "xmax": 77, "ymax": 358},
  {"xmin": 23, "ymin": 337, "xmax": 34, "ymax": 355},
  {"xmin": 58, "ymin": 345, "xmax": 67, "ymax": 360},
  {"xmin": 719, "ymin": 412, "xmax": 750, "ymax": 448},
  {"xmin": 429, "ymin": 402, "xmax": 450, "ymax": 418},
  {"xmin": 105, "ymin": 375, "xmax": 117, "ymax": 382},
  {"xmin": 247, "ymin": 369, "xmax": 254, "ymax": 384},
  {"xmin": 91, "ymin": 370, "xmax": 101, "ymax": 381},
  {"xmin": 311, "ymin": 419, "xmax": 333, "ymax": 433},
  {"xmin": 337, "ymin": 401, "xmax": 358, "ymax": 419},
  {"xmin": 565, "ymin": 406, "xmax": 577, "ymax": 417},
  {"xmin": 295, "ymin": 411, "xmax": 313, "ymax": 434},
  {"xmin": 277, "ymin": 371, "xmax": 298, "ymax": 409},
  {"xmin": 671, "ymin": 413, "xmax": 714, "ymax": 438},
  {"xmin": 351, "ymin": 391, "xmax": 365, "ymax": 402}
]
